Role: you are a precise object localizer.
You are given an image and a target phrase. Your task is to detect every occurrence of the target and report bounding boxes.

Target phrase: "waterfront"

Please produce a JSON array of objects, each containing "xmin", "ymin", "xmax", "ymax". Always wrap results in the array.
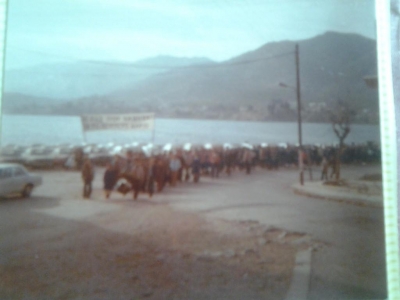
[{"xmin": 1, "ymin": 115, "xmax": 380, "ymax": 146}]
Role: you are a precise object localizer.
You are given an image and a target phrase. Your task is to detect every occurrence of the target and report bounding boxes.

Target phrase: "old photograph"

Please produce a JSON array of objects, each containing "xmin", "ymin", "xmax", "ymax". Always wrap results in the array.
[{"xmin": 0, "ymin": 0, "xmax": 386, "ymax": 299}]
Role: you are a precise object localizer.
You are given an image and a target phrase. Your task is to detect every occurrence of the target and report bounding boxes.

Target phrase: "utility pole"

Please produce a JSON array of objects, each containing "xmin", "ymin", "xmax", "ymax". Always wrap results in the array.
[{"xmin": 295, "ymin": 44, "xmax": 304, "ymax": 185}]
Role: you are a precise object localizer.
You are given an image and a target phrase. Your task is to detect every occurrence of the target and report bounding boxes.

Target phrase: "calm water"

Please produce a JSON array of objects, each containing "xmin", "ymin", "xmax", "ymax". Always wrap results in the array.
[{"xmin": 0, "ymin": 115, "xmax": 380, "ymax": 146}]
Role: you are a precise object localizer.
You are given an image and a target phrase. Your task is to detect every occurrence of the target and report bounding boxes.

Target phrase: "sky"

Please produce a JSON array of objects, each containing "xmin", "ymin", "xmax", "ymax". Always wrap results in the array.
[{"xmin": 5, "ymin": 0, "xmax": 376, "ymax": 70}]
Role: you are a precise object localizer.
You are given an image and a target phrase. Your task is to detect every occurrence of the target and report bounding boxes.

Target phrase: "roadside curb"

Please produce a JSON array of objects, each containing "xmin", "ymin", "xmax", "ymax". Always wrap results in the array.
[
  {"xmin": 285, "ymin": 248, "xmax": 312, "ymax": 300},
  {"xmin": 292, "ymin": 182, "xmax": 383, "ymax": 208}
]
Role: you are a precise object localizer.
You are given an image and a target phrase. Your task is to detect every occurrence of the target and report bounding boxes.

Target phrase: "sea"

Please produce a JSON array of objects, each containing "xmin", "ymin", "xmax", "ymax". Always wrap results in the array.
[{"xmin": 0, "ymin": 115, "xmax": 381, "ymax": 146}]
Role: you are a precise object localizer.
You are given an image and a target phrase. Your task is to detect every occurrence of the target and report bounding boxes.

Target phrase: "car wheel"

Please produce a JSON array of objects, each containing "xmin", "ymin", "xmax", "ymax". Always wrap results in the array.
[{"xmin": 22, "ymin": 184, "xmax": 33, "ymax": 198}]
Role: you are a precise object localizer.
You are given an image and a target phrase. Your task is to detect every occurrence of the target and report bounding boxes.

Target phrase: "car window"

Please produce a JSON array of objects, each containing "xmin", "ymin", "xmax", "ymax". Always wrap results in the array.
[
  {"xmin": 43, "ymin": 148, "xmax": 53, "ymax": 155},
  {"xmin": 0, "ymin": 168, "xmax": 13, "ymax": 179},
  {"xmin": 13, "ymin": 167, "xmax": 26, "ymax": 177}
]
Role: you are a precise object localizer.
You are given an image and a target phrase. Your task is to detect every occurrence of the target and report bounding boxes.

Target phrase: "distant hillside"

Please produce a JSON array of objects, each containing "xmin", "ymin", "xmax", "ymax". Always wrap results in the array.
[
  {"xmin": 4, "ymin": 32, "xmax": 379, "ymax": 124},
  {"xmin": 4, "ymin": 56, "xmax": 214, "ymax": 99},
  {"xmin": 2, "ymin": 93, "xmax": 58, "ymax": 114}
]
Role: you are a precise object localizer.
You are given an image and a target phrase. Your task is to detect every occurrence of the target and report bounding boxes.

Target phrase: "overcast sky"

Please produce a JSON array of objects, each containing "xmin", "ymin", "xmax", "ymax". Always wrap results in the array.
[{"xmin": 5, "ymin": 0, "xmax": 376, "ymax": 70}]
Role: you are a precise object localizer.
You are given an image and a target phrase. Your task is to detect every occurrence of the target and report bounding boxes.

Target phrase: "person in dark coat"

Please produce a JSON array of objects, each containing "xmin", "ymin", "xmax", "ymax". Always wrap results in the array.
[
  {"xmin": 103, "ymin": 163, "xmax": 119, "ymax": 199},
  {"xmin": 192, "ymin": 154, "xmax": 201, "ymax": 183},
  {"xmin": 154, "ymin": 156, "xmax": 168, "ymax": 192},
  {"xmin": 131, "ymin": 159, "xmax": 145, "ymax": 200}
]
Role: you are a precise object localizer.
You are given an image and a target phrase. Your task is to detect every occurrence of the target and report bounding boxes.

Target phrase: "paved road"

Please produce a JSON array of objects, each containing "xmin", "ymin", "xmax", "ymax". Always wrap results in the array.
[
  {"xmin": 3, "ymin": 164, "xmax": 385, "ymax": 299},
  {"xmin": 157, "ymin": 165, "xmax": 386, "ymax": 299}
]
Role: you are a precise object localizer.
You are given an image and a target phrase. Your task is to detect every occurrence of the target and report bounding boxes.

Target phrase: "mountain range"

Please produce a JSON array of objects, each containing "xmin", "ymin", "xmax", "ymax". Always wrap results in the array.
[{"xmin": 3, "ymin": 31, "xmax": 378, "ymax": 124}]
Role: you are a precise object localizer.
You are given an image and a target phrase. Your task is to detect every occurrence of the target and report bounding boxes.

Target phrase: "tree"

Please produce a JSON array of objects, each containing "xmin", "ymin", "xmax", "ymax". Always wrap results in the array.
[{"xmin": 329, "ymin": 100, "xmax": 356, "ymax": 180}]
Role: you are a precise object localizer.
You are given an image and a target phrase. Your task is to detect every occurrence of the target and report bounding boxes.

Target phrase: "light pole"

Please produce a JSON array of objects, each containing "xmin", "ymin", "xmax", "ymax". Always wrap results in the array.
[{"xmin": 279, "ymin": 44, "xmax": 304, "ymax": 185}]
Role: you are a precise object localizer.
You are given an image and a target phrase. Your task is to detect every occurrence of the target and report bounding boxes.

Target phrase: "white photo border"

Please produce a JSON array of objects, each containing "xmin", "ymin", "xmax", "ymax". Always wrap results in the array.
[{"xmin": 376, "ymin": 0, "xmax": 400, "ymax": 298}]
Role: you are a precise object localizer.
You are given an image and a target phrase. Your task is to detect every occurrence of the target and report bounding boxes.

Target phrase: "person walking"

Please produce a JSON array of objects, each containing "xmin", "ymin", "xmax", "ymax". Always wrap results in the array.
[
  {"xmin": 154, "ymin": 156, "xmax": 168, "ymax": 192},
  {"xmin": 192, "ymin": 154, "xmax": 201, "ymax": 183},
  {"xmin": 320, "ymin": 156, "xmax": 329, "ymax": 181},
  {"xmin": 242, "ymin": 149, "xmax": 254, "ymax": 174},
  {"xmin": 329, "ymin": 157, "xmax": 338, "ymax": 179},
  {"xmin": 131, "ymin": 158, "xmax": 145, "ymax": 200},
  {"xmin": 210, "ymin": 150, "xmax": 219, "ymax": 178},
  {"xmin": 103, "ymin": 162, "xmax": 119, "ymax": 199},
  {"xmin": 182, "ymin": 151, "xmax": 193, "ymax": 181},
  {"xmin": 81, "ymin": 157, "xmax": 94, "ymax": 199},
  {"xmin": 169, "ymin": 153, "xmax": 181, "ymax": 186},
  {"xmin": 146, "ymin": 157, "xmax": 156, "ymax": 198}
]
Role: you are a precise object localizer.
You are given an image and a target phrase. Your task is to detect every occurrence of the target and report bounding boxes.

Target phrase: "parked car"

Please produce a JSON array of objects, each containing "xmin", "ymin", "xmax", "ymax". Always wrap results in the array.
[
  {"xmin": 21, "ymin": 146, "xmax": 55, "ymax": 168},
  {"xmin": 51, "ymin": 145, "xmax": 75, "ymax": 168},
  {"xmin": 0, "ymin": 145, "xmax": 27, "ymax": 164},
  {"xmin": 0, "ymin": 163, "xmax": 42, "ymax": 198}
]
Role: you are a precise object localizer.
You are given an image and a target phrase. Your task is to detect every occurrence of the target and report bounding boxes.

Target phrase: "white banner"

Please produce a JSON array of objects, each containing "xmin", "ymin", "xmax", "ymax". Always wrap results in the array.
[{"xmin": 81, "ymin": 113, "xmax": 155, "ymax": 132}]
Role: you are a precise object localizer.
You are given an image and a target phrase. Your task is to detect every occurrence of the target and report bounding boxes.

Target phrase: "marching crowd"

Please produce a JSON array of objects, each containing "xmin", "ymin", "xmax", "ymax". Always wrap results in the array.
[{"xmin": 79, "ymin": 142, "xmax": 381, "ymax": 200}]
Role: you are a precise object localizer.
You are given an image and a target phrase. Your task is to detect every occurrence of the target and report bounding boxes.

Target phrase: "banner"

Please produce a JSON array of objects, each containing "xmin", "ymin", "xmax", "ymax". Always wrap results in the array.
[{"xmin": 81, "ymin": 113, "xmax": 155, "ymax": 132}]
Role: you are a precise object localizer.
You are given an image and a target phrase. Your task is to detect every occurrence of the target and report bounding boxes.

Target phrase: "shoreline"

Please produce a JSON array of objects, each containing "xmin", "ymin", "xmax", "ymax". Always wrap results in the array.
[{"xmin": 2, "ymin": 112, "xmax": 380, "ymax": 126}]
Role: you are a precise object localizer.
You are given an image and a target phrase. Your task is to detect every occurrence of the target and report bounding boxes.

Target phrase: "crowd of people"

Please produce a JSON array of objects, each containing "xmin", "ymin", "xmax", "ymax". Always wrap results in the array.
[{"xmin": 78, "ymin": 142, "xmax": 381, "ymax": 200}]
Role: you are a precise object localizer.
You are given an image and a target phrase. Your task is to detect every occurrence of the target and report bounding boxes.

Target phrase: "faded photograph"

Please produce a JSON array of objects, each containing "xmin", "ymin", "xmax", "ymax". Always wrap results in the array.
[{"xmin": 0, "ymin": 1, "xmax": 385, "ymax": 299}]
